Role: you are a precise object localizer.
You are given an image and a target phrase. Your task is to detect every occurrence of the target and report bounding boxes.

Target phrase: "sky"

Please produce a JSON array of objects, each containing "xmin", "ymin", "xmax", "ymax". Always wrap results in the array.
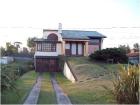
[{"xmin": 0, "ymin": 0, "xmax": 140, "ymax": 49}]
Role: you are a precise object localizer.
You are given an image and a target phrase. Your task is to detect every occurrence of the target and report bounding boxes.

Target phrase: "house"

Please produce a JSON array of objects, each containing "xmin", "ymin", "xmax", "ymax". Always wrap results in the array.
[
  {"xmin": 34, "ymin": 23, "xmax": 106, "ymax": 72},
  {"xmin": 127, "ymin": 50, "xmax": 139, "ymax": 65}
]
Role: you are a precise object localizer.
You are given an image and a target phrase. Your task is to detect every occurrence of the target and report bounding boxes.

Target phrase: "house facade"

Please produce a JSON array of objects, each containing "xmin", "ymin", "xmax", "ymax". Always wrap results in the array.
[{"xmin": 34, "ymin": 24, "xmax": 106, "ymax": 72}]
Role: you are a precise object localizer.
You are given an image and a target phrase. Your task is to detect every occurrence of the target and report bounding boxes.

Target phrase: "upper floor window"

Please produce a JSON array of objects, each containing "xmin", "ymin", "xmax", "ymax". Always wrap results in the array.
[
  {"xmin": 47, "ymin": 33, "xmax": 58, "ymax": 41},
  {"xmin": 89, "ymin": 39, "xmax": 100, "ymax": 45},
  {"xmin": 36, "ymin": 42, "xmax": 56, "ymax": 52}
]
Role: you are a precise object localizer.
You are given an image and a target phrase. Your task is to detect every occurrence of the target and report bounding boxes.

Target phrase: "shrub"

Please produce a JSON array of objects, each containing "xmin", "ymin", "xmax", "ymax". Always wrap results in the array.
[
  {"xmin": 89, "ymin": 48, "xmax": 128, "ymax": 63},
  {"xmin": 1, "ymin": 61, "xmax": 33, "ymax": 91},
  {"xmin": 1, "ymin": 65, "xmax": 18, "ymax": 91},
  {"xmin": 113, "ymin": 65, "xmax": 139, "ymax": 104},
  {"xmin": 104, "ymin": 65, "xmax": 139, "ymax": 104}
]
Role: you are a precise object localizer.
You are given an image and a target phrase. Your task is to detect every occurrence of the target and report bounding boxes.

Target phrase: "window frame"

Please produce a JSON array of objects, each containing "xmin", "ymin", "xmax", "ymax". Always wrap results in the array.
[{"xmin": 36, "ymin": 42, "xmax": 56, "ymax": 52}]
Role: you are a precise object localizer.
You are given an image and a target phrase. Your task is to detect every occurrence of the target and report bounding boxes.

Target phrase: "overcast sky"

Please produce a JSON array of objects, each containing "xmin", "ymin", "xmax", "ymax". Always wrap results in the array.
[{"xmin": 0, "ymin": 0, "xmax": 140, "ymax": 48}]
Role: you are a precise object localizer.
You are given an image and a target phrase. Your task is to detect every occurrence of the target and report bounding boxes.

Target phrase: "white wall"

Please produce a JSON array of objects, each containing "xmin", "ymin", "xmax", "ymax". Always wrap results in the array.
[
  {"xmin": 63, "ymin": 62, "xmax": 76, "ymax": 83},
  {"xmin": 57, "ymin": 43, "xmax": 62, "ymax": 55},
  {"xmin": 43, "ymin": 30, "xmax": 62, "ymax": 41},
  {"xmin": 35, "ymin": 51, "xmax": 58, "ymax": 57}
]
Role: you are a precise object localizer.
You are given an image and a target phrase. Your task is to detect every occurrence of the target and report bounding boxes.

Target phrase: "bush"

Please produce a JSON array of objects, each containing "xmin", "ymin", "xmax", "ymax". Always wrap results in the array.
[
  {"xmin": 113, "ymin": 65, "xmax": 139, "ymax": 104},
  {"xmin": 1, "ymin": 61, "xmax": 34, "ymax": 91},
  {"xmin": 89, "ymin": 48, "xmax": 128, "ymax": 63},
  {"xmin": 103, "ymin": 65, "xmax": 139, "ymax": 104},
  {"xmin": 1, "ymin": 65, "xmax": 18, "ymax": 91}
]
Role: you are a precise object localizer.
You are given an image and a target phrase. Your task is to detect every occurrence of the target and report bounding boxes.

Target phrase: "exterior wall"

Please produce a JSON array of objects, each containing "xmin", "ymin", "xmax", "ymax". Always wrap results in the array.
[
  {"xmin": 63, "ymin": 62, "xmax": 76, "ymax": 83},
  {"xmin": 43, "ymin": 30, "xmax": 62, "ymax": 41},
  {"xmin": 35, "ymin": 43, "xmax": 62, "ymax": 57},
  {"xmin": 35, "ymin": 52, "xmax": 58, "ymax": 56},
  {"xmin": 88, "ymin": 45, "xmax": 99, "ymax": 55}
]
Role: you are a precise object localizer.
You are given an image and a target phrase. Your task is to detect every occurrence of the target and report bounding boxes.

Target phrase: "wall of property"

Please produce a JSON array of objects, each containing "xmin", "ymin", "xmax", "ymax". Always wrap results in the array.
[
  {"xmin": 0, "ymin": 56, "xmax": 14, "ymax": 64},
  {"xmin": 63, "ymin": 62, "xmax": 76, "ymax": 83}
]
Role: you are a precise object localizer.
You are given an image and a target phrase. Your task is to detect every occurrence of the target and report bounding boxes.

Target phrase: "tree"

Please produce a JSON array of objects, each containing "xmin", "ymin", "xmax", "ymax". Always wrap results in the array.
[
  {"xmin": 27, "ymin": 37, "xmax": 37, "ymax": 53},
  {"xmin": 22, "ymin": 47, "xmax": 29, "ymax": 53},
  {"xmin": 6, "ymin": 42, "xmax": 18, "ymax": 55},
  {"xmin": 14, "ymin": 42, "xmax": 22, "ymax": 53},
  {"xmin": 0, "ymin": 47, "xmax": 6, "ymax": 56},
  {"xmin": 119, "ymin": 45, "xmax": 130, "ymax": 53},
  {"xmin": 133, "ymin": 43, "xmax": 139, "ymax": 52}
]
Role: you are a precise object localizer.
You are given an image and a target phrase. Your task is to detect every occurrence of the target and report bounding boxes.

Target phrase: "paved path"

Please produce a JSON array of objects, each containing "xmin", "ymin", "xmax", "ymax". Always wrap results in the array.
[
  {"xmin": 23, "ymin": 74, "xmax": 42, "ymax": 105},
  {"xmin": 51, "ymin": 73, "xmax": 72, "ymax": 105}
]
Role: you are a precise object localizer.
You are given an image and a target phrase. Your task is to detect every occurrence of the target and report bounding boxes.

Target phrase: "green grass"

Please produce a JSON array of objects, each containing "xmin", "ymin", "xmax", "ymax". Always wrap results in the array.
[
  {"xmin": 55, "ymin": 57, "xmax": 121, "ymax": 104},
  {"xmin": 68, "ymin": 57, "xmax": 120, "ymax": 81},
  {"xmin": 37, "ymin": 73, "xmax": 57, "ymax": 104},
  {"xmin": 56, "ymin": 73, "xmax": 116, "ymax": 104},
  {"xmin": 1, "ymin": 71, "xmax": 37, "ymax": 104}
]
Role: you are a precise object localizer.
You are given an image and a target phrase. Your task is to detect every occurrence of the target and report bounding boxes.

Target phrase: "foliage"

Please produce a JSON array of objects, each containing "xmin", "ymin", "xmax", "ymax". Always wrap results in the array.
[
  {"xmin": 133, "ymin": 43, "xmax": 139, "ymax": 52},
  {"xmin": 14, "ymin": 42, "xmax": 22, "ymax": 49},
  {"xmin": 6, "ymin": 42, "xmax": 18, "ymax": 55},
  {"xmin": 89, "ymin": 48, "xmax": 128, "ymax": 63},
  {"xmin": 27, "ymin": 37, "xmax": 36, "ymax": 48},
  {"xmin": 1, "ymin": 61, "xmax": 34, "ymax": 91},
  {"xmin": 119, "ymin": 44, "xmax": 130, "ymax": 53},
  {"xmin": 1, "ymin": 65, "xmax": 18, "ymax": 91},
  {"xmin": 27, "ymin": 37, "xmax": 37, "ymax": 53},
  {"xmin": 104, "ymin": 65, "xmax": 139, "ymax": 104},
  {"xmin": 0, "ymin": 47, "xmax": 6, "ymax": 56},
  {"xmin": 1, "ymin": 71, "xmax": 36, "ymax": 104}
]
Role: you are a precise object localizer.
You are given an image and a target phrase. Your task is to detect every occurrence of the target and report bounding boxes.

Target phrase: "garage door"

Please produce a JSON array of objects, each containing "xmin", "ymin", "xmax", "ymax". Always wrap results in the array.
[{"xmin": 35, "ymin": 58, "xmax": 60, "ymax": 72}]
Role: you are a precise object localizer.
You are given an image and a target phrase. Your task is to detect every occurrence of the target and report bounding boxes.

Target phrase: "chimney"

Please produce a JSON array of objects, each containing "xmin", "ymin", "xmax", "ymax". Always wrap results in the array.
[{"xmin": 58, "ymin": 23, "xmax": 62, "ymax": 34}]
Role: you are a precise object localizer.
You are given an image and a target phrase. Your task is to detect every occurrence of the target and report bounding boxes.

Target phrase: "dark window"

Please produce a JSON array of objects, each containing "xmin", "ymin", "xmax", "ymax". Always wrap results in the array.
[
  {"xmin": 36, "ymin": 42, "xmax": 56, "ymax": 52},
  {"xmin": 47, "ymin": 33, "xmax": 58, "ymax": 41}
]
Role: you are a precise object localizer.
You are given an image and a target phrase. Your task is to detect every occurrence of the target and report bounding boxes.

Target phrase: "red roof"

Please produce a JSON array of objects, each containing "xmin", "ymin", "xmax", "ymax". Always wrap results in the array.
[{"xmin": 127, "ymin": 52, "xmax": 139, "ymax": 57}]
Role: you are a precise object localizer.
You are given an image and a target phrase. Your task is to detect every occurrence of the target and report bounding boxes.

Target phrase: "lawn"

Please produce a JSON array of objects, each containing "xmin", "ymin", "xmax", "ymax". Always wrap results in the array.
[
  {"xmin": 37, "ymin": 73, "xmax": 57, "ymax": 104},
  {"xmin": 1, "ymin": 71, "xmax": 37, "ymax": 104},
  {"xmin": 67, "ymin": 57, "xmax": 120, "ymax": 81},
  {"xmin": 56, "ymin": 57, "xmax": 121, "ymax": 104}
]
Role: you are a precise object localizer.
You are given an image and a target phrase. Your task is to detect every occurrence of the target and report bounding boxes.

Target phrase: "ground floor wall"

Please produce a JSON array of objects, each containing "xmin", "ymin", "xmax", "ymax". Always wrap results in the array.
[{"xmin": 88, "ymin": 44, "xmax": 99, "ymax": 55}]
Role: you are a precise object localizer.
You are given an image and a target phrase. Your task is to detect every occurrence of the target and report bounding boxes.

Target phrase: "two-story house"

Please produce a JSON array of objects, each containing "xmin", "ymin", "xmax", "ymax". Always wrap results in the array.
[{"xmin": 34, "ymin": 24, "xmax": 106, "ymax": 72}]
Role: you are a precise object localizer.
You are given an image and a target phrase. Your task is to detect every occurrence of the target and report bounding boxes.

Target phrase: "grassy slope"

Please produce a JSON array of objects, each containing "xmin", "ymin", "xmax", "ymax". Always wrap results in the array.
[
  {"xmin": 37, "ymin": 73, "xmax": 57, "ymax": 104},
  {"xmin": 1, "ymin": 71, "xmax": 37, "ymax": 104},
  {"xmin": 56, "ymin": 57, "xmax": 120, "ymax": 104}
]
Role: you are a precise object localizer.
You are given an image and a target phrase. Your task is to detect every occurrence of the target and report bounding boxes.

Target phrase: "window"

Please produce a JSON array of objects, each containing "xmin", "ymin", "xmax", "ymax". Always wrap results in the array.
[
  {"xmin": 36, "ymin": 42, "xmax": 56, "ymax": 52},
  {"xmin": 89, "ymin": 39, "xmax": 100, "ymax": 45},
  {"xmin": 37, "ymin": 43, "xmax": 42, "ymax": 51}
]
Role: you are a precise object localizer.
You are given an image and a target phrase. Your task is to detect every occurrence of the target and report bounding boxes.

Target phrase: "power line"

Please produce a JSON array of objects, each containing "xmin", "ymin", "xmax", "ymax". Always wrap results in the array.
[{"xmin": 0, "ymin": 26, "xmax": 140, "ymax": 30}]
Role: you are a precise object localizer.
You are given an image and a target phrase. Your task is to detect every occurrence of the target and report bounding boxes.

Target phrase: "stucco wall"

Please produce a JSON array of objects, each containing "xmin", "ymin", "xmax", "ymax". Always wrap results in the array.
[
  {"xmin": 57, "ymin": 43, "xmax": 62, "ymax": 55},
  {"xmin": 34, "ymin": 51, "xmax": 58, "ymax": 57},
  {"xmin": 43, "ymin": 30, "xmax": 62, "ymax": 41},
  {"xmin": 88, "ymin": 45, "xmax": 99, "ymax": 55},
  {"xmin": 63, "ymin": 62, "xmax": 76, "ymax": 83}
]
